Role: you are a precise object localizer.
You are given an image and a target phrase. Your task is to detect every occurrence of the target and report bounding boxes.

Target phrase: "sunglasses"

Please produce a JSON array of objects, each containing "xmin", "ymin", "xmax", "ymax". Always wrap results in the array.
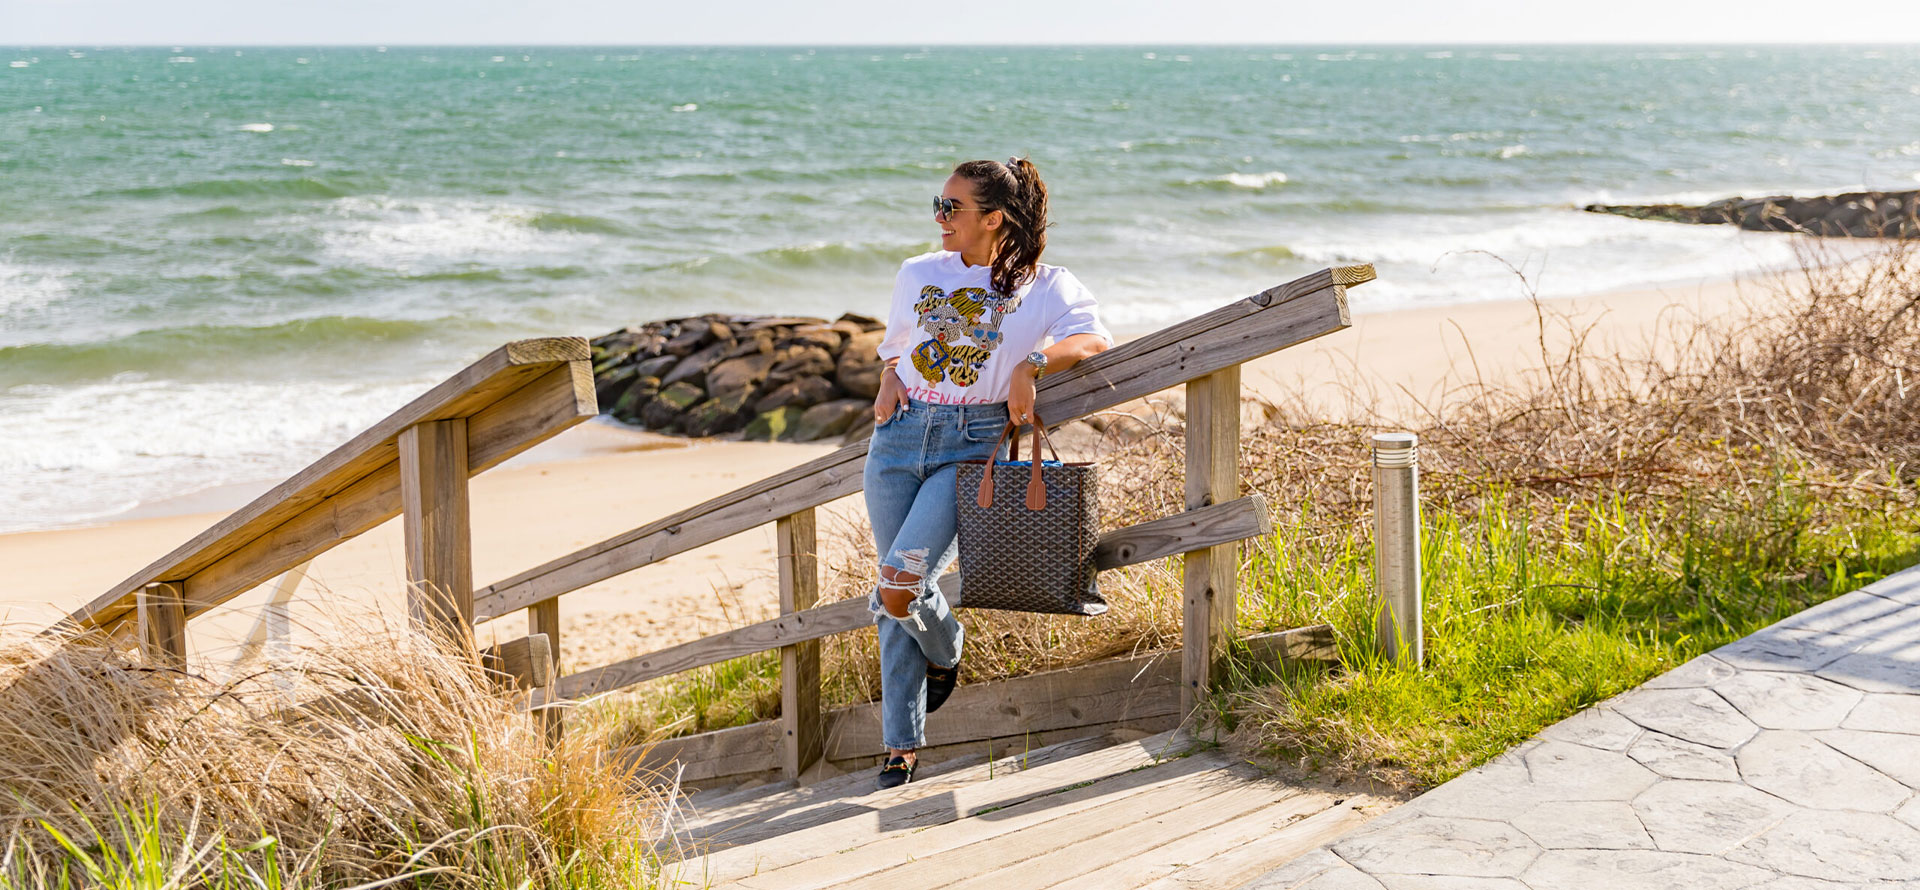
[{"xmin": 934, "ymin": 195, "xmax": 994, "ymax": 223}]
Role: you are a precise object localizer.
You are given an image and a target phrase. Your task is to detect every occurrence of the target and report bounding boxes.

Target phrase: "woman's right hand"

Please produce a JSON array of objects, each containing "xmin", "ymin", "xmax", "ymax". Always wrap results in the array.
[{"xmin": 874, "ymin": 366, "xmax": 909, "ymax": 423}]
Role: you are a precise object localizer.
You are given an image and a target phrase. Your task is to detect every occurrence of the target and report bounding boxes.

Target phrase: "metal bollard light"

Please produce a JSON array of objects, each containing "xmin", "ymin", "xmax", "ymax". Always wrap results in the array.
[{"xmin": 1371, "ymin": 432, "xmax": 1422, "ymax": 667}]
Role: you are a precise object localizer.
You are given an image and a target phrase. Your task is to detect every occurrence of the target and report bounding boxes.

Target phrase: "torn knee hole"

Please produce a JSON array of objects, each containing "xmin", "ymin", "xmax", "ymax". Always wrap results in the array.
[
  {"xmin": 878, "ymin": 548, "xmax": 930, "ymax": 618},
  {"xmin": 878, "ymin": 571, "xmax": 924, "ymax": 617}
]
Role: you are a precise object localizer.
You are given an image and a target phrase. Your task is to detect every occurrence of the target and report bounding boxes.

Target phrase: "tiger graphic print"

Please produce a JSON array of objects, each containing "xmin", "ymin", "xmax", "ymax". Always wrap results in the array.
[{"xmin": 907, "ymin": 285, "xmax": 1022, "ymax": 388}]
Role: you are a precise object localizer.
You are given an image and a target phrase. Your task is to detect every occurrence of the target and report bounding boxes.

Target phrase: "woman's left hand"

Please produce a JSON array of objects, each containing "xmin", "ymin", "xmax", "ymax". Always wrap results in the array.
[{"xmin": 1008, "ymin": 365, "xmax": 1038, "ymax": 427}]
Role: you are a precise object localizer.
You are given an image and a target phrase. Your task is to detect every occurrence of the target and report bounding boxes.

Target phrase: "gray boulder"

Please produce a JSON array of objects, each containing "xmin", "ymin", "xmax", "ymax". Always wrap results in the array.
[
  {"xmin": 836, "ymin": 330, "xmax": 888, "ymax": 399},
  {"xmin": 792, "ymin": 398, "xmax": 869, "ymax": 442},
  {"xmin": 706, "ymin": 353, "xmax": 777, "ymax": 403},
  {"xmin": 642, "ymin": 381, "xmax": 705, "ymax": 430},
  {"xmin": 743, "ymin": 406, "xmax": 807, "ymax": 441},
  {"xmin": 755, "ymin": 376, "xmax": 840, "ymax": 415}
]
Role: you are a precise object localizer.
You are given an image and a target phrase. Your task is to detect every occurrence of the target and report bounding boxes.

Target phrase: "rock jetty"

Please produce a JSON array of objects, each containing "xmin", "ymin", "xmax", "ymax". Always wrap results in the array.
[
  {"xmin": 1585, "ymin": 189, "xmax": 1918, "ymax": 237},
  {"xmin": 589, "ymin": 313, "xmax": 888, "ymax": 443}
]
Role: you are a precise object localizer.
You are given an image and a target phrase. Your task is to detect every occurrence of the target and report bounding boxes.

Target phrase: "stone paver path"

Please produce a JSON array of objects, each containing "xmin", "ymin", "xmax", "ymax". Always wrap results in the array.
[{"xmin": 1243, "ymin": 565, "xmax": 1920, "ymax": 889}]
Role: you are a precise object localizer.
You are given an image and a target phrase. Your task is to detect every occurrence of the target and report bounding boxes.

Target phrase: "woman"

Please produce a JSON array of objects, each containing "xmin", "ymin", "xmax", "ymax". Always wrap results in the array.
[{"xmin": 864, "ymin": 157, "xmax": 1112, "ymax": 789}]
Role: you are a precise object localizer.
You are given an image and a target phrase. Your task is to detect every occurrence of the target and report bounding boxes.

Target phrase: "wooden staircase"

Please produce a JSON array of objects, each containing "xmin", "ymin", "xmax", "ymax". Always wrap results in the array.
[{"xmin": 659, "ymin": 729, "xmax": 1391, "ymax": 889}]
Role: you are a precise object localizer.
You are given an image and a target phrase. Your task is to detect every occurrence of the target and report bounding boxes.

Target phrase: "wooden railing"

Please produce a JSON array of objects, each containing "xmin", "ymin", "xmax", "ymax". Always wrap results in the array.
[
  {"xmin": 475, "ymin": 264, "xmax": 1375, "ymax": 779},
  {"xmin": 56, "ymin": 263, "xmax": 1373, "ymax": 782},
  {"xmin": 57, "ymin": 337, "xmax": 598, "ymax": 685}
]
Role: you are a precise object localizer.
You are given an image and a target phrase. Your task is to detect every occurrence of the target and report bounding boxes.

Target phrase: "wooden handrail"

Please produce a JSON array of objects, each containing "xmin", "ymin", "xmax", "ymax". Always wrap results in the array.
[
  {"xmin": 535, "ymin": 495, "xmax": 1272, "ymax": 704},
  {"xmin": 473, "ymin": 264, "xmax": 1372, "ymax": 621},
  {"xmin": 60, "ymin": 337, "xmax": 596, "ymax": 634}
]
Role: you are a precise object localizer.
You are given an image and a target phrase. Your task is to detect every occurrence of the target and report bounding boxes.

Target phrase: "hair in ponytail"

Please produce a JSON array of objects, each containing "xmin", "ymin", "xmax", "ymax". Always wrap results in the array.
[{"xmin": 953, "ymin": 156, "xmax": 1049, "ymax": 296}]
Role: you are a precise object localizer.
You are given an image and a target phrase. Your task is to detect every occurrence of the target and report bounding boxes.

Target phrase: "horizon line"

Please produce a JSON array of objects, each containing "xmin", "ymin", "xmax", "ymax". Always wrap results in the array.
[{"xmin": 12, "ymin": 40, "xmax": 1920, "ymax": 49}]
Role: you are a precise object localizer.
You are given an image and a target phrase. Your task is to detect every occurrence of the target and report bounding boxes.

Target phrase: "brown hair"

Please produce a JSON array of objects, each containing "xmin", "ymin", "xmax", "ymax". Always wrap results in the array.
[{"xmin": 953, "ymin": 157, "xmax": 1049, "ymax": 296}]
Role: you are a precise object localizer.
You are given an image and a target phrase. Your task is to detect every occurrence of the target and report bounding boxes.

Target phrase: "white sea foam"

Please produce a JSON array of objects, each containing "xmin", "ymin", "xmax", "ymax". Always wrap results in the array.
[
  {"xmin": 238, "ymin": 122, "xmax": 275, "ymax": 133},
  {"xmin": 318, "ymin": 197, "xmax": 592, "ymax": 270},
  {"xmin": 280, "ymin": 158, "xmax": 316, "ymax": 167},
  {"xmin": 672, "ymin": 103, "xmax": 698, "ymax": 112},
  {"xmin": 0, "ymin": 260, "xmax": 71, "ymax": 319},
  {"xmin": 0, "ymin": 377, "xmax": 428, "ymax": 534},
  {"xmin": 1284, "ymin": 209, "xmax": 1809, "ymax": 313},
  {"xmin": 1216, "ymin": 171, "xmax": 1289, "ymax": 189}
]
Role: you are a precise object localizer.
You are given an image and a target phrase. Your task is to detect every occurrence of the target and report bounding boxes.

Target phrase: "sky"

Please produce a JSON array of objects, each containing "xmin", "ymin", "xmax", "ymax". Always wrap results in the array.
[{"xmin": 6, "ymin": 0, "xmax": 1920, "ymax": 45}]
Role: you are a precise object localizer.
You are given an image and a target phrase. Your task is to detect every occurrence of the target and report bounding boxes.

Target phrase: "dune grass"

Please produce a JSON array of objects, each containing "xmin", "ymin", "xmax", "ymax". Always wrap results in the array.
[{"xmin": 0, "ymin": 620, "xmax": 679, "ymax": 889}]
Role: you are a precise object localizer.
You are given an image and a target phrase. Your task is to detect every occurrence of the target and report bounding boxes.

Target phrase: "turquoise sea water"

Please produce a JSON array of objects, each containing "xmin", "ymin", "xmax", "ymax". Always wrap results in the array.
[{"xmin": 3, "ymin": 45, "xmax": 1919, "ymax": 531}]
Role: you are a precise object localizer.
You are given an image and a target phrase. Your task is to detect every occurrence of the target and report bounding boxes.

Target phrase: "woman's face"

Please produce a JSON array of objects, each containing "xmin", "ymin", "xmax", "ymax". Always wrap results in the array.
[{"xmin": 936, "ymin": 173, "xmax": 1002, "ymax": 262}]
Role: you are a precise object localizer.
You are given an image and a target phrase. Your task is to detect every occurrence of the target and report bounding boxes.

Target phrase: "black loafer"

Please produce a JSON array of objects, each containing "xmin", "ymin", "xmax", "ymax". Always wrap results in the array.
[
  {"xmin": 926, "ymin": 661, "xmax": 959, "ymax": 714},
  {"xmin": 876, "ymin": 754, "xmax": 916, "ymax": 789}
]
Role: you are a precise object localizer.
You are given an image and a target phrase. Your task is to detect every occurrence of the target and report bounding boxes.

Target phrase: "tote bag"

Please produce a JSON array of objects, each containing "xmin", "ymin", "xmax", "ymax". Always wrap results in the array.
[{"xmin": 953, "ymin": 416, "xmax": 1105, "ymax": 615}]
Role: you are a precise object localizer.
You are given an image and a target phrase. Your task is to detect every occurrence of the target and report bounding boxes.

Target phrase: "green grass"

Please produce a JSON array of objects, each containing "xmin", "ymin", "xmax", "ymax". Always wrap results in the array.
[
  {"xmin": 591, "ymin": 460, "xmax": 1920, "ymax": 794},
  {"xmin": 1226, "ymin": 464, "xmax": 1920, "ymax": 789}
]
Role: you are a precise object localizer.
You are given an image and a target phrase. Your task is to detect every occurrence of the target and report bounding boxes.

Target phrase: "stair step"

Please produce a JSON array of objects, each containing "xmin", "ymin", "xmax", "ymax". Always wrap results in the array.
[
  {"xmin": 828, "ymin": 765, "xmax": 1297, "ymax": 890},
  {"xmin": 667, "ymin": 731, "xmax": 1206, "ymax": 887},
  {"xmin": 677, "ymin": 729, "xmax": 1183, "ymax": 848},
  {"xmin": 1177, "ymin": 796, "xmax": 1386, "ymax": 890}
]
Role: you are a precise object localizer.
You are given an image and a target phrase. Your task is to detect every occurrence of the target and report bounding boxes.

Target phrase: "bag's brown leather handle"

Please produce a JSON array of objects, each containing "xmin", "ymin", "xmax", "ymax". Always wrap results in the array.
[{"xmin": 974, "ymin": 413, "xmax": 1061, "ymax": 512}]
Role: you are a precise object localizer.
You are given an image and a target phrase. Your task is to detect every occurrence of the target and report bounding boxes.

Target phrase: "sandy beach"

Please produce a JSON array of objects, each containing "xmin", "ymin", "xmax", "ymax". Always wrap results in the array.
[{"xmin": 0, "ymin": 267, "xmax": 1797, "ymax": 668}]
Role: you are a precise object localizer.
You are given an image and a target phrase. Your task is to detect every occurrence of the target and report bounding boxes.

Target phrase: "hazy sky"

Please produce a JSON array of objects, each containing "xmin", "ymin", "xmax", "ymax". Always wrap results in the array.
[{"xmin": 8, "ymin": 0, "xmax": 1920, "ymax": 45}]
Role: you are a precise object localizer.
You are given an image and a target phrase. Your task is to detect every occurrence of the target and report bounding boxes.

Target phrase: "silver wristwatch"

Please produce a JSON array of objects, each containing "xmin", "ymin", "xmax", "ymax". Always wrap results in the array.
[{"xmin": 1024, "ymin": 350, "xmax": 1048, "ymax": 377}]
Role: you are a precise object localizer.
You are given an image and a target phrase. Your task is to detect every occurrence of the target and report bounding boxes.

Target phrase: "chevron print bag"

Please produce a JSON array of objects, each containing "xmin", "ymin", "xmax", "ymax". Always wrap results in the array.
[{"xmin": 953, "ymin": 416, "xmax": 1106, "ymax": 616}]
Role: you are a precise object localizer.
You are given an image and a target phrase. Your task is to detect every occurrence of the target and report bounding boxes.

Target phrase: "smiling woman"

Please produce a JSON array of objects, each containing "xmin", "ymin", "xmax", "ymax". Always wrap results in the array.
[{"xmin": 859, "ymin": 157, "xmax": 1114, "ymax": 789}]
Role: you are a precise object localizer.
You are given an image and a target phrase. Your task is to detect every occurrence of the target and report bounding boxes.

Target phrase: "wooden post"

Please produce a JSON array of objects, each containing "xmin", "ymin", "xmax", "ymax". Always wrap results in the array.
[
  {"xmin": 137, "ymin": 581, "xmax": 187, "ymax": 667},
  {"xmin": 1182, "ymin": 366, "xmax": 1241, "ymax": 715},
  {"xmin": 400, "ymin": 419, "xmax": 474, "ymax": 646},
  {"xmin": 777, "ymin": 508, "xmax": 822, "ymax": 780},
  {"xmin": 529, "ymin": 598, "xmax": 563, "ymax": 740}
]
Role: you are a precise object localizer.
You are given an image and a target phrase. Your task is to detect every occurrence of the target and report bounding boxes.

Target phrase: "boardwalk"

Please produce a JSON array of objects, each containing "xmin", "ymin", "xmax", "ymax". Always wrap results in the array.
[
  {"xmin": 1244, "ymin": 566, "xmax": 1920, "ymax": 889},
  {"xmin": 661, "ymin": 729, "xmax": 1394, "ymax": 889}
]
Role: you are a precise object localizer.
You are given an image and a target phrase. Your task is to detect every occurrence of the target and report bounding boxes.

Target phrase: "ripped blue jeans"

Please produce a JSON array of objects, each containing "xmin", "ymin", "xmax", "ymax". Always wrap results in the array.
[{"xmin": 864, "ymin": 396, "xmax": 1009, "ymax": 750}]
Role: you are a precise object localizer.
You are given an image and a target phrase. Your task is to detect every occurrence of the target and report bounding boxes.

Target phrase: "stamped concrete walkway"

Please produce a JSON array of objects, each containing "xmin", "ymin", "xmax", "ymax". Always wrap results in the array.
[{"xmin": 1244, "ymin": 565, "xmax": 1920, "ymax": 889}]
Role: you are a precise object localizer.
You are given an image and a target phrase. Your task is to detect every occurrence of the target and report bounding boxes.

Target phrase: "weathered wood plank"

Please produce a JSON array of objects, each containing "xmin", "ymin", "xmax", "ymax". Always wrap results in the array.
[
  {"xmin": 1133, "ymin": 795, "xmax": 1386, "ymax": 890},
  {"xmin": 1041, "ymin": 789, "xmax": 1339, "ymax": 890},
  {"xmin": 137, "ymin": 582, "xmax": 186, "ymax": 667},
  {"xmin": 1183, "ymin": 366, "xmax": 1241, "ymax": 714},
  {"xmin": 777, "ymin": 509, "xmax": 822, "ymax": 780},
  {"xmin": 160, "ymin": 363, "xmax": 595, "ymax": 621},
  {"xmin": 550, "ymin": 598, "xmax": 870, "ymax": 702},
  {"xmin": 823, "ymin": 648, "xmax": 1182, "ymax": 761},
  {"xmin": 685, "ymin": 739, "xmax": 1221, "ymax": 887},
  {"xmin": 683, "ymin": 731, "xmax": 1137, "ymax": 837},
  {"xmin": 527, "ymin": 598, "xmax": 562, "ymax": 740},
  {"xmin": 474, "ymin": 447, "xmax": 869, "ymax": 619},
  {"xmin": 481, "ymin": 633, "xmax": 551, "ymax": 690},
  {"xmin": 632, "ymin": 721, "xmax": 779, "ymax": 785},
  {"xmin": 875, "ymin": 771, "xmax": 1292, "ymax": 890},
  {"xmin": 1094, "ymin": 495, "xmax": 1269, "ymax": 569},
  {"xmin": 544, "ymin": 498, "xmax": 1278, "ymax": 702},
  {"xmin": 625, "ymin": 627, "xmax": 1331, "ymax": 790},
  {"xmin": 67, "ymin": 337, "xmax": 589, "ymax": 631},
  {"xmin": 402, "ymin": 419, "xmax": 474, "ymax": 638},
  {"xmin": 1033, "ymin": 283, "xmax": 1352, "ymax": 428},
  {"xmin": 474, "ymin": 267, "xmax": 1363, "ymax": 621}
]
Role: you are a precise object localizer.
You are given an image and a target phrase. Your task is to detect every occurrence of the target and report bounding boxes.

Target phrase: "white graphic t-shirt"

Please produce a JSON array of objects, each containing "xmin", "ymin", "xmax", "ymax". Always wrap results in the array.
[{"xmin": 876, "ymin": 251, "xmax": 1113, "ymax": 405}]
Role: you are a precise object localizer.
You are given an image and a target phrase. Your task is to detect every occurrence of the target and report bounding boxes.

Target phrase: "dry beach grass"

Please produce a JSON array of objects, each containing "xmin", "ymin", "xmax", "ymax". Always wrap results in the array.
[{"xmin": 0, "ymin": 618, "xmax": 677, "ymax": 889}]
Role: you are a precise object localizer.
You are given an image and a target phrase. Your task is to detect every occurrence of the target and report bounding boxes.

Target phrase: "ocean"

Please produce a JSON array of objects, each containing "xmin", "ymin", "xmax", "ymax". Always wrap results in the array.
[{"xmin": 3, "ymin": 45, "xmax": 1919, "ymax": 532}]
